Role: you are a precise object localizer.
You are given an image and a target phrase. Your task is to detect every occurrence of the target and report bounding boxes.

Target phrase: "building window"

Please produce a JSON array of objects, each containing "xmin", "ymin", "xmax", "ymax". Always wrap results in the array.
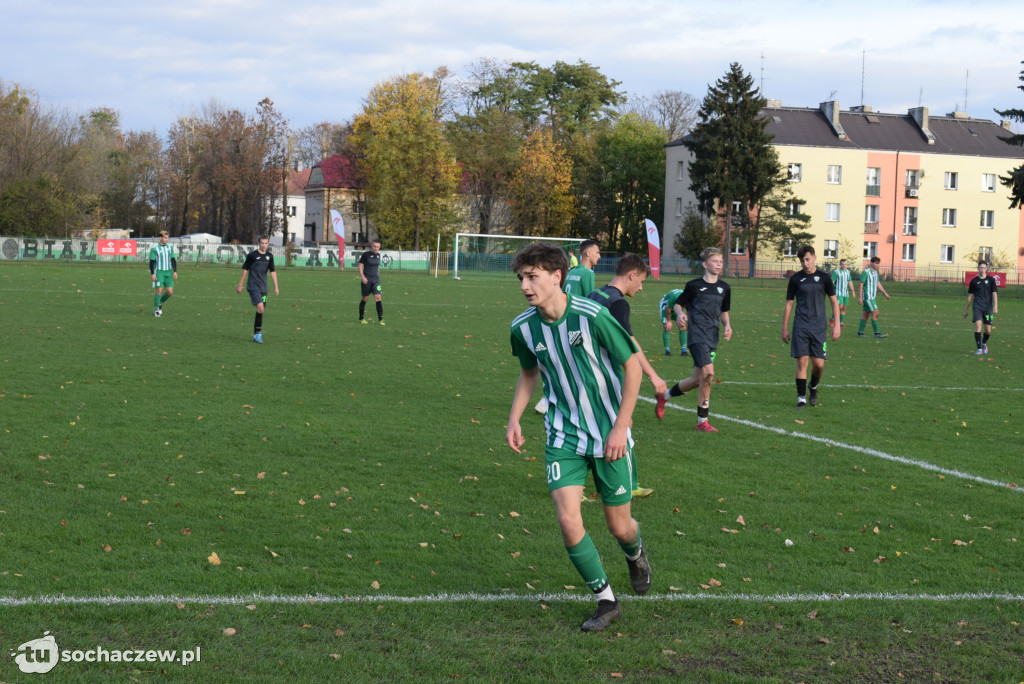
[
  {"xmin": 982, "ymin": 173, "xmax": 996, "ymax": 192},
  {"xmin": 823, "ymin": 240, "xmax": 838, "ymax": 259},
  {"xmin": 905, "ymin": 169, "xmax": 921, "ymax": 197},
  {"xmin": 979, "ymin": 246, "xmax": 993, "ymax": 262},
  {"xmin": 940, "ymin": 244, "xmax": 955, "ymax": 263},
  {"xmin": 782, "ymin": 239, "xmax": 797, "ymax": 258},
  {"xmin": 903, "ymin": 206, "xmax": 918, "ymax": 235},
  {"xmin": 827, "ymin": 165, "xmax": 842, "ymax": 184},
  {"xmin": 825, "ymin": 203, "xmax": 840, "ymax": 222},
  {"xmin": 902, "ymin": 243, "xmax": 916, "ymax": 262},
  {"xmin": 287, "ymin": 205, "xmax": 297, "ymax": 217},
  {"xmin": 786, "ymin": 200, "xmax": 802, "ymax": 217},
  {"xmin": 980, "ymin": 210, "xmax": 994, "ymax": 229},
  {"xmin": 941, "ymin": 208, "xmax": 957, "ymax": 227},
  {"xmin": 864, "ymin": 204, "xmax": 879, "ymax": 233},
  {"xmin": 675, "ymin": 198, "xmax": 683, "ymax": 217},
  {"xmin": 677, "ymin": 161, "xmax": 685, "ymax": 180},
  {"xmin": 731, "ymin": 236, "xmax": 745, "ymax": 255},
  {"xmin": 866, "ymin": 167, "xmax": 881, "ymax": 196},
  {"xmin": 863, "ymin": 241, "xmax": 878, "ymax": 259},
  {"xmin": 944, "ymin": 171, "xmax": 958, "ymax": 190},
  {"xmin": 788, "ymin": 163, "xmax": 802, "ymax": 182}
]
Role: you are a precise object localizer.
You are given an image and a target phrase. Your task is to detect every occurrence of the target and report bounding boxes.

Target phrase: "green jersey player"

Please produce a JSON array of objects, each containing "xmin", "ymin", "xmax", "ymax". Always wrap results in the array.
[
  {"xmin": 829, "ymin": 259, "xmax": 854, "ymax": 327},
  {"xmin": 857, "ymin": 256, "xmax": 890, "ymax": 338},
  {"xmin": 506, "ymin": 242, "xmax": 650, "ymax": 633},
  {"xmin": 659, "ymin": 288, "xmax": 688, "ymax": 355},
  {"xmin": 148, "ymin": 231, "xmax": 177, "ymax": 317}
]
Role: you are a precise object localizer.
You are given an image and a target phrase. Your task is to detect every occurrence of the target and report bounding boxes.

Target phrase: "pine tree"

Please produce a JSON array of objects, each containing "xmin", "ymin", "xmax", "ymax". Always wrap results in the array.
[
  {"xmin": 996, "ymin": 61, "xmax": 1024, "ymax": 209},
  {"xmin": 684, "ymin": 63, "xmax": 780, "ymax": 274}
]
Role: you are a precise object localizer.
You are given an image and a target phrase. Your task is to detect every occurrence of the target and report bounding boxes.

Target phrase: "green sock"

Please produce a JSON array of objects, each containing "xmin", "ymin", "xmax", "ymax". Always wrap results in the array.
[
  {"xmin": 662, "ymin": 330, "xmax": 670, "ymax": 350},
  {"xmin": 872, "ymin": 320, "xmax": 879, "ymax": 334},
  {"xmin": 618, "ymin": 528, "xmax": 642, "ymax": 560},
  {"xmin": 680, "ymin": 330, "xmax": 688, "ymax": 348},
  {"xmin": 566, "ymin": 532, "xmax": 608, "ymax": 593},
  {"xmin": 160, "ymin": 293, "xmax": 170, "ymax": 304},
  {"xmin": 858, "ymin": 320, "xmax": 866, "ymax": 334},
  {"xmin": 154, "ymin": 293, "xmax": 161, "ymax": 309},
  {"xmin": 840, "ymin": 314, "xmax": 846, "ymax": 324}
]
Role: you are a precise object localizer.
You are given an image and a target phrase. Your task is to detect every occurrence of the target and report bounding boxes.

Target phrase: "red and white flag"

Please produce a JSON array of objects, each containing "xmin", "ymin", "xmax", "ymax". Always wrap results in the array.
[
  {"xmin": 330, "ymin": 210, "xmax": 345, "ymax": 270},
  {"xmin": 644, "ymin": 218, "xmax": 661, "ymax": 280}
]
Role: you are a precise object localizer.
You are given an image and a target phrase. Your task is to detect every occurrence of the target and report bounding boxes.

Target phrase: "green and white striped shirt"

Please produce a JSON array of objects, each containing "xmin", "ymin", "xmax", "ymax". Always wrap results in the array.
[
  {"xmin": 511, "ymin": 294, "xmax": 638, "ymax": 457},
  {"xmin": 831, "ymin": 268, "xmax": 852, "ymax": 296},
  {"xmin": 860, "ymin": 268, "xmax": 880, "ymax": 300},
  {"xmin": 149, "ymin": 243, "xmax": 176, "ymax": 272}
]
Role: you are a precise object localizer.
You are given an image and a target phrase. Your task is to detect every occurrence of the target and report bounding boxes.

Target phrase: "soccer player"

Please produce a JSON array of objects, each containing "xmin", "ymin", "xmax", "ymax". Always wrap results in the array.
[
  {"xmin": 358, "ymin": 240, "xmax": 385, "ymax": 325},
  {"xmin": 781, "ymin": 245, "xmax": 841, "ymax": 409},
  {"xmin": 236, "ymin": 236, "xmax": 279, "ymax": 343},
  {"xmin": 656, "ymin": 247, "xmax": 732, "ymax": 432},
  {"xmin": 149, "ymin": 230, "xmax": 177, "ymax": 317},
  {"xmin": 964, "ymin": 260, "xmax": 999, "ymax": 355},
  {"xmin": 562, "ymin": 239, "xmax": 599, "ymax": 296},
  {"xmin": 506, "ymin": 243, "xmax": 651, "ymax": 633},
  {"xmin": 589, "ymin": 253, "xmax": 667, "ymax": 496},
  {"xmin": 830, "ymin": 258, "xmax": 855, "ymax": 327},
  {"xmin": 658, "ymin": 289, "xmax": 688, "ymax": 356},
  {"xmin": 857, "ymin": 256, "xmax": 891, "ymax": 338}
]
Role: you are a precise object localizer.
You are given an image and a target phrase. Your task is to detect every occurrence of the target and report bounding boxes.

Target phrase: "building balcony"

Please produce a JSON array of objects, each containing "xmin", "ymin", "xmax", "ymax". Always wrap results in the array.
[
  {"xmin": 864, "ymin": 222, "xmax": 879, "ymax": 234},
  {"xmin": 866, "ymin": 184, "xmax": 881, "ymax": 197},
  {"xmin": 903, "ymin": 224, "xmax": 917, "ymax": 236},
  {"xmin": 905, "ymin": 185, "xmax": 920, "ymax": 198}
]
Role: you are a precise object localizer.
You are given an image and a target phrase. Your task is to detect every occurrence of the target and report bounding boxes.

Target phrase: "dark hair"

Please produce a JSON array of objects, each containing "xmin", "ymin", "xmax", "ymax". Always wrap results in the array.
[
  {"xmin": 978, "ymin": 260, "xmax": 988, "ymax": 267},
  {"xmin": 615, "ymin": 252, "xmax": 650, "ymax": 276},
  {"xmin": 258, "ymin": 235, "xmax": 270, "ymax": 242},
  {"xmin": 796, "ymin": 245, "xmax": 815, "ymax": 260},
  {"xmin": 579, "ymin": 239, "xmax": 600, "ymax": 255},
  {"xmin": 512, "ymin": 243, "xmax": 569, "ymax": 287},
  {"xmin": 870, "ymin": 256, "xmax": 881, "ymax": 264}
]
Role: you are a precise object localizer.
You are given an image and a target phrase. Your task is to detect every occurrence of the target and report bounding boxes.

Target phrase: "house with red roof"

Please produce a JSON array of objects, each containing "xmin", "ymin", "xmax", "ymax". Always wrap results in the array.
[{"xmin": 303, "ymin": 154, "xmax": 372, "ymax": 246}]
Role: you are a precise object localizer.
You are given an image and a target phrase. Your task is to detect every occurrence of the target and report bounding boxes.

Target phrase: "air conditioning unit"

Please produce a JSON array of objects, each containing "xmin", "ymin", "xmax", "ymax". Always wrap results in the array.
[{"xmin": 907, "ymin": 188, "xmax": 919, "ymax": 198}]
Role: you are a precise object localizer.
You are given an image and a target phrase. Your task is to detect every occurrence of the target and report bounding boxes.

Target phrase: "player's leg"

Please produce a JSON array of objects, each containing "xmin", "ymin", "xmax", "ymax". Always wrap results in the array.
[
  {"xmin": 153, "ymin": 285, "xmax": 163, "ymax": 314},
  {"xmin": 374, "ymin": 289, "xmax": 383, "ymax": 324},
  {"xmin": 596, "ymin": 454, "xmax": 650, "ymax": 598},
  {"xmin": 678, "ymin": 319, "xmax": 688, "ymax": 355},
  {"xmin": 870, "ymin": 309, "xmax": 881, "ymax": 336},
  {"xmin": 252, "ymin": 294, "xmax": 266, "ymax": 342},
  {"xmin": 808, "ymin": 356, "xmax": 825, "ymax": 406},
  {"xmin": 857, "ymin": 306, "xmax": 869, "ymax": 335},
  {"xmin": 794, "ymin": 355, "xmax": 810, "ymax": 408},
  {"xmin": 695, "ymin": 359, "xmax": 717, "ymax": 431},
  {"xmin": 839, "ymin": 302, "xmax": 847, "ymax": 326},
  {"xmin": 982, "ymin": 314, "xmax": 993, "ymax": 353}
]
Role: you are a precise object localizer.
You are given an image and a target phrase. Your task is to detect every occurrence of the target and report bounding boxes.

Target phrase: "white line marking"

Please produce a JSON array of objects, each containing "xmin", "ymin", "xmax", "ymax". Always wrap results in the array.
[
  {"xmin": 641, "ymin": 396, "xmax": 1023, "ymax": 493},
  {"xmin": 718, "ymin": 381, "xmax": 1024, "ymax": 392},
  {"xmin": 2, "ymin": 591, "xmax": 1023, "ymax": 607}
]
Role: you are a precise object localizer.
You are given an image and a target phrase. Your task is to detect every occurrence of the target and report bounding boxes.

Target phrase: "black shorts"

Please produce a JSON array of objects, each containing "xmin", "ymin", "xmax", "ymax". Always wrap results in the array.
[
  {"xmin": 972, "ymin": 309, "xmax": 994, "ymax": 325},
  {"xmin": 247, "ymin": 289, "xmax": 268, "ymax": 307},
  {"xmin": 688, "ymin": 343, "xmax": 717, "ymax": 368},
  {"xmin": 361, "ymin": 280, "xmax": 382, "ymax": 297},
  {"xmin": 790, "ymin": 328, "xmax": 828, "ymax": 360}
]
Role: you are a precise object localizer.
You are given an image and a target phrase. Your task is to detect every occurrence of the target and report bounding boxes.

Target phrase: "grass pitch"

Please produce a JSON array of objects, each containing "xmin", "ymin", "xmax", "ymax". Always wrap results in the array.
[{"xmin": 1, "ymin": 262, "xmax": 1022, "ymax": 681}]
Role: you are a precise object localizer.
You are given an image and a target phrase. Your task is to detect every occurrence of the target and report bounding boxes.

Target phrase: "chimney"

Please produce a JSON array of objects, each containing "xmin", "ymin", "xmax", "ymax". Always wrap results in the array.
[
  {"xmin": 850, "ymin": 105, "xmax": 873, "ymax": 113},
  {"xmin": 1003, "ymin": 119, "xmax": 1013, "ymax": 130},
  {"xmin": 908, "ymin": 106, "xmax": 935, "ymax": 145},
  {"xmin": 819, "ymin": 101, "xmax": 847, "ymax": 141},
  {"xmin": 765, "ymin": 99, "xmax": 782, "ymax": 108},
  {"xmin": 946, "ymin": 111, "xmax": 969, "ymax": 119}
]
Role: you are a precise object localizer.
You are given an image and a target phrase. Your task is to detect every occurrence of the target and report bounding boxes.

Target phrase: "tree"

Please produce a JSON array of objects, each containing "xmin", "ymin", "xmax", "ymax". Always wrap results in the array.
[
  {"xmin": 744, "ymin": 184, "xmax": 814, "ymax": 272},
  {"xmin": 624, "ymin": 90, "xmax": 700, "ymax": 141},
  {"xmin": 351, "ymin": 70, "xmax": 460, "ymax": 250},
  {"xmin": 684, "ymin": 63, "xmax": 780, "ymax": 275},
  {"xmin": 673, "ymin": 205, "xmax": 722, "ymax": 261},
  {"xmin": 507, "ymin": 129, "xmax": 575, "ymax": 236},
  {"xmin": 294, "ymin": 121, "xmax": 351, "ymax": 168},
  {"xmin": 996, "ymin": 61, "xmax": 1024, "ymax": 209},
  {"xmin": 594, "ymin": 113, "xmax": 666, "ymax": 252}
]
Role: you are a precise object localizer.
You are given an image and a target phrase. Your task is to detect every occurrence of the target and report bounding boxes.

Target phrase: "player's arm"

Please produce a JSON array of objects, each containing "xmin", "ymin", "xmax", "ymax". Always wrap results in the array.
[
  {"xmin": 829, "ymin": 295, "xmax": 841, "ymax": 340},
  {"xmin": 674, "ymin": 304, "xmax": 687, "ymax": 329},
  {"xmin": 631, "ymin": 337, "xmax": 667, "ymax": 396},
  {"xmin": 781, "ymin": 299, "xmax": 794, "ymax": 343},
  {"xmin": 171, "ymin": 257, "xmax": 178, "ymax": 281},
  {"xmin": 506, "ymin": 367, "xmax": 540, "ymax": 454},
  {"xmin": 721, "ymin": 311, "xmax": 733, "ymax": 342},
  {"xmin": 605, "ymin": 355, "xmax": 641, "ymax": 462},
  {"xmin": 270, "ymin": 270, "xmax": 279, "ymax": 295},
  {"xmin": 858, "ymin": 279, "xmax": 864, "ymax": 303},
  {"xmin": 149, "ymin": 249, "xmax": 157, "ymax": 281},
  {"xmin": 359, "ymin": 258, "xmax": 367, "ymax": 283},
  {"xmin": 992, "ymin": 288, "xmax": 998, "ymax": 315}
]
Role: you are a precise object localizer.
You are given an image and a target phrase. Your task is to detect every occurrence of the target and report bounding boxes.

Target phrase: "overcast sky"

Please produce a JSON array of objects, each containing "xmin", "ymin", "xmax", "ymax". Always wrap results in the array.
[{"xmin": 4, "ymin": 0, "xmax": 1023, "ymax": 135}]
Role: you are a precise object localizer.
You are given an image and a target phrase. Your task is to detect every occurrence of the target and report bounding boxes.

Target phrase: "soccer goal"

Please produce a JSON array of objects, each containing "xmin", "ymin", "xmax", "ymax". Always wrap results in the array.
[{"xmin": 451, "ymin": 233, "xmax": 586, "ymax": 280}]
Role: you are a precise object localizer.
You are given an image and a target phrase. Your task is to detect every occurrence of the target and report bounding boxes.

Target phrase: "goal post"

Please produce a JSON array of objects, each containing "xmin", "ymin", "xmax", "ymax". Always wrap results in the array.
[{"xmin": 452, "ymin": 233, "xmax": 586, "ymax": 280}]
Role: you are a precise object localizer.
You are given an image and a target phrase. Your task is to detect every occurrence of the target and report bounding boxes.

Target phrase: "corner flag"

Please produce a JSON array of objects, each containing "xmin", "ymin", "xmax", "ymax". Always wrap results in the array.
[
  {"xmin": 330, "ymin": 210, "xmax": 345, "ymax": 270},
  {"xmin": 644, "ymin": 218, "xmax": 661, "ymax": 280}
]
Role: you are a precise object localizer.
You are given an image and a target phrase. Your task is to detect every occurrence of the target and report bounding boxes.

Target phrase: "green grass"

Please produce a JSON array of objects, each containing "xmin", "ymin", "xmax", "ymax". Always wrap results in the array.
[{"xmin": 1, "ymin": 262, "xmax": 1022, "ymax": 681}]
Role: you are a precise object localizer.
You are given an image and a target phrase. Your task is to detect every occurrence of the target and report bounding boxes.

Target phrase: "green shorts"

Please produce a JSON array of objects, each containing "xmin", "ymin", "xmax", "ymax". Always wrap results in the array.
[
  {"xmin": 545, "ymin": 446, "xmax": 633, "ymax": 506},
  {"xmin": 862, "ymin": 298, "xmax": 878, "ymax": 313},
  {"xmin": 152, "ymin": 270, "xmax": 174, "ymax": 288},
  {"xmin": 836, "ymin": 295, "xmax": 849, "ymax": 307}
]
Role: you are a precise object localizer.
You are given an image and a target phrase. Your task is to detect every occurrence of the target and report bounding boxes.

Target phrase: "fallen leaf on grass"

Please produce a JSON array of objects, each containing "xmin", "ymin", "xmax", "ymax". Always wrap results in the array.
[
  {"xmin": 807, "ymin": 610, "xmax": 818, "ymax": 619},
  {"xmin": 952, "ymin": 539, "xmax": 970, "ymax": 546},
  {"xmin": 208, "ymin": 552, "xmax": 221, "ymax": 565},
  {"xmin": 223, "ymin": 628, "xmax": 236, "ymax": 636},
  {"xmin": 721, "ymin": 528, "xmax": 740, "ymax": 534}
]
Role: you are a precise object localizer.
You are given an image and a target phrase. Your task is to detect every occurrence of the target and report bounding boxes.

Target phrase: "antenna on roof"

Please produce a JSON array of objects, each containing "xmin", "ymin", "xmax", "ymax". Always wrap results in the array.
[
  {"xmin": 964, "ymin": 69, "xmax": 969, "ymax": 113},
  {"xmin": 918, "ymin": 87, "xmax": 923, "ymax": 107},
  {"xmin": 760, "ymin": 50, "xmax": 765, "ymax": 94},
  {"xmin": 860, "ymin": 50, "xmax": 865, "ymax": 107}
]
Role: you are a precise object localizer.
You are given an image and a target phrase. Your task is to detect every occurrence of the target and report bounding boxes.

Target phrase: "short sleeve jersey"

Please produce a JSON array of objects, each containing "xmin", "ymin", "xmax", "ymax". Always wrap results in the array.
[
  {"xmin": 563, "ymin": 266, "xmax": 595, "ymax": 296},
  {"xmin": 968, "ymin": 274, "xmax": 998, "ymax": 313},
  {"xmin": 588, "ymin": 285, "xmax": 632, "ymax": 335},
  {"xmin": 149, "ymin": 243, "xmax": 176, "ymax": 272},
  {"xmin": 242, "ymin": 249, "xmax": 275, "ymax": 293},
  {"xmin": 678, "ymin": 277, "xmax": 731, "ymax": 348},
  {"xmin": 510, "ymin": 294, "xmax": 638, "ymax": 456},
  {"xmin": 860, "ymin": 268, "xmax": 880, "ymax": 301},
  {"xmin": 659, "ymin": 289, "xmax": 685, "ymax": 322},
  {"xmin": 359, "ymin": 250, "xmax": 382, "ymax": 282},
  {"xmin": 786, "ymin": 269, "xmax": 836, "ymax": 333},
  {"xmin": 831, "ymin": 268, "xmax": 852, "ymax": 296}
]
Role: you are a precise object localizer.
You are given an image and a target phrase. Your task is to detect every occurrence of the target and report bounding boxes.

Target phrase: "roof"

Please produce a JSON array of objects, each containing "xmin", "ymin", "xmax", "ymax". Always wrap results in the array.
[
  {"xmin": 305, "ymin": 154, "xmax": 365, "ymax": 190},
  {"xmin": 286, "ymin": 168, "xmax": 311, "ymax": 195},
  {"xmin": 667, "ymin": 106, "xmax": 1022, "ymax": 159}
]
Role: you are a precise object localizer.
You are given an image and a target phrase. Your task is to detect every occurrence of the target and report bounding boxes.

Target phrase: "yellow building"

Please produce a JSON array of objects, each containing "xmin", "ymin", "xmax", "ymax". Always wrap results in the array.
[{"xmin": 664, "ymin": 101, "xmax": 1024, "ymax": 275}]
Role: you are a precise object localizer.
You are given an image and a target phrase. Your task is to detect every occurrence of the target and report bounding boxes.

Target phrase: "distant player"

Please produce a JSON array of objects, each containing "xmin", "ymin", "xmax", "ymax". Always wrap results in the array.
[
  {"xmin": 589, "ymin": 253, "xmax": 667, "ymax": 496},
  {"xmin": 964, "ymin": 260, "xmax": 999, "ymax": 355},
  {"xmin": 506, "ymin": 242, "xmax": 650, "ymax": 633},
  {"xmin": 358, "ymin": 240, "xmax": 385, "ymax": 325},
  {"xmin": 656, "ymin": 248, "xmax": 732, "ymax": 431},
  {"xmin": 149, "ymin": 230, "xmax": 177, "ymax": 317},
  {"xmin": 857, "ymin": 256, "xmax": 890, "ymax": 338},
  {"xmin": 562, "ymin": 239, "xmax": 599, "ymax": 296},
  {"xmin": 781, "ymin": 245, "xmax": 840, "ymax": 409},
  {"xmin": 829, "ymin": 259, "xmax": 854, "ymax": 327},
  {"xmin": 658, "ymin": 289, "xmax": 688, "ymax": 356},
  {"xmin": 236, "ymin": 236, "xmax": 279, "ymax": 343}
]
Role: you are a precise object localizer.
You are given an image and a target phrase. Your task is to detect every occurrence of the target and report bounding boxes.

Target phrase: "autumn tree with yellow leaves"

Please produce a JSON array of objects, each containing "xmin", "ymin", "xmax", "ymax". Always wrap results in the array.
[{"xmin": 507, "ymin": 129, "xmax": 575, "ymax": 236}]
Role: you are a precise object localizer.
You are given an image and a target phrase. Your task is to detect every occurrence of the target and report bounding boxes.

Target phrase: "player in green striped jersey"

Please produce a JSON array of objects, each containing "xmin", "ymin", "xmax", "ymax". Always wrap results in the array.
[
  {"xmin": 506, "ymin": 243, "xmax": 651, "ymax": 632},
  {"xmin": 148, "ymin": 231, "xmax": 178, "ymax": 317},
  {"xmin": 659, "ymin": 288, "xmax": 688, "ymax": 355},
  {"xmin": 857, "ymin": 256, "xmax": 890, "ymax": 338},
  {"xmin": 829, "ymin": 259, "xmax": 854, "ymax": 327}
]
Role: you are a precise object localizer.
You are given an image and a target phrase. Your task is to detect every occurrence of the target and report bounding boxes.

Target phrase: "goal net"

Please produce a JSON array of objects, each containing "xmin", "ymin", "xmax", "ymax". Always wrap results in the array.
[{"xmin": 452, "ymin": 233, "xmax": 586, "ymax": 280}]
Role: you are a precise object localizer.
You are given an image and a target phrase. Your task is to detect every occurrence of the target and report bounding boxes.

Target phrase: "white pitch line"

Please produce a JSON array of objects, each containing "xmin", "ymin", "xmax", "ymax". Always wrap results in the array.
[
  {"xmin": 2, "ymin": 591, "xmax": 1023, "ymax": 607},
  {"xmin": 718, "ymin": 381, "xmax": 1024, "ymax": 392},
  {"xmin": 640, "ymin": 397, "xmax": 1023, "ymax": 493}
]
